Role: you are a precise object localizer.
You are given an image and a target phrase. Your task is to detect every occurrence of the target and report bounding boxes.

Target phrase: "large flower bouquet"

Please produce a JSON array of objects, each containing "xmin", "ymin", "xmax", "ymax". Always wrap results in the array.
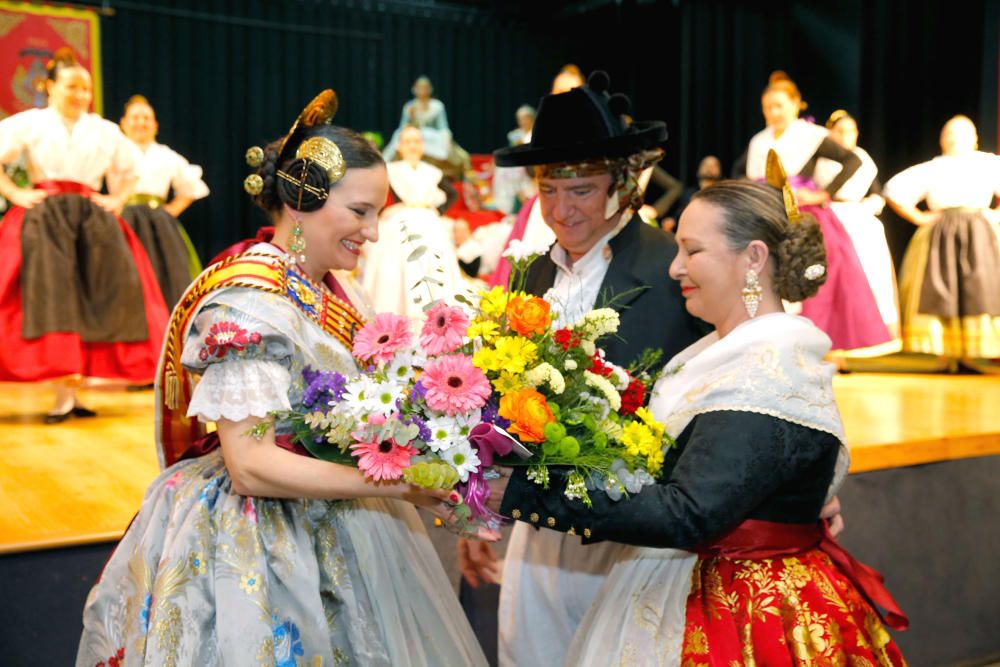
[{"xmin": 281, "ymin": 242, "xmax": 671, "ymax": 529}]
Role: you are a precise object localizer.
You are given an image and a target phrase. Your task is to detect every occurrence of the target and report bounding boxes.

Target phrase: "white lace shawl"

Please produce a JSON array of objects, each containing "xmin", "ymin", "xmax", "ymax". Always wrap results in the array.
[{"xmin": 649, "ymin": 312, "xmax": 850, "ymax": 497}]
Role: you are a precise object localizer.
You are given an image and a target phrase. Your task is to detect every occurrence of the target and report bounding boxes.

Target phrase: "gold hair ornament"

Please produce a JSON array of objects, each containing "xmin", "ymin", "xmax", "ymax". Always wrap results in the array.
[
  {"xmin": 243, "ymin": 174, "xmax": 263, "ymax": 196},
  {"xmin": 245, "ymin": 146, "xmax": 264, "ymax": 168},
  {"xmin": 825, "ymin": 109, "xmax": 851, "ymax": 130},
  {"xmin": 764, "ymin": 149, "xmax": 802, "ymax": 223}
]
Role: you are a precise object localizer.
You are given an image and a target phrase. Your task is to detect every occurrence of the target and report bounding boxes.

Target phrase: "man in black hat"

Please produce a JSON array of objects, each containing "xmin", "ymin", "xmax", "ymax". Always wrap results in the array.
[{"xmin": 457, "ymin": 71, "xmax": 706, "ymax": 667}]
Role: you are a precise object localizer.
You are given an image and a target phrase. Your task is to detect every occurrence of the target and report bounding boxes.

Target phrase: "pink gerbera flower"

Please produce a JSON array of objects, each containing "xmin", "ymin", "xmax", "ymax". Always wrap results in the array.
[
  {"xmin": 350, "ymin": 437, "xmax": 417, "ymax": 482},
  {"xmin": 421, "ymin": 354, "xmax": 491, "ymax": 415},
  {"xmin": 352, "ymin": 313, "xmax": 414, "ymax": 365},
  {"xmin": 420, "ymin": 302, "xmax": 470, "ymax": 355}
]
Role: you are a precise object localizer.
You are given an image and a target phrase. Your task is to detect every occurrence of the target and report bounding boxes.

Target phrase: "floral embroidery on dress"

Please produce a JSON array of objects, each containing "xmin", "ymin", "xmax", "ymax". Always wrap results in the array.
[
  {"xmin": 95, "ymin": 646, "xmax": 125, "ymax": 667},
  {"xmin": 240, "ymin": 572, "xmax": 262, "ymax": 595},
  {"xmin": 201, "ymin": 321, "xmax": 263, "ymax": 360},
  {"xmin": 272, "ymin": 616, "xmax": 306, "ymax": 667}
]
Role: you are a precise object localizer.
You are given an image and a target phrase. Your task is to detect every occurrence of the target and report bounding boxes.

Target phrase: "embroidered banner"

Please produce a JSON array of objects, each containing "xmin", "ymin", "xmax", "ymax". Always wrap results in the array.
[{"xmin": 0, "ymin": 1, "xmax": 103, "ymax": 119}]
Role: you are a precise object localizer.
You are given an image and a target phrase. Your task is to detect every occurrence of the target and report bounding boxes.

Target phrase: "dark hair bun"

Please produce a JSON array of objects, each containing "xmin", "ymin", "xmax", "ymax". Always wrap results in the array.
[
  {"xmin": 248, "ymin": 124, "xmax": 384, "ymax": 215},
  {"xmin": 775, "ymin": 214, "xmax": 827, "ymax": 302},
  {"xmin": 275, "ymin": 158, "xmax": 329, "ymax": 213}
]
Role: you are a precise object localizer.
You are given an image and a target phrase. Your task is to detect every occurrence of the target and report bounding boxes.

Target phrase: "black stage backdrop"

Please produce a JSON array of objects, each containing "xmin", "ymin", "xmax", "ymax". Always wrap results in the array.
[{"xmin": 70, "ymin": 0, "xmax": 997, "ymax": 268}]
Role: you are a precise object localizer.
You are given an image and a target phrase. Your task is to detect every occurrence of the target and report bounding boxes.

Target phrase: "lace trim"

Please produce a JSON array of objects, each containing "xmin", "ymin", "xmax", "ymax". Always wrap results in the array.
[{"xmin": 187, "ymin": 359, "xmax": 292, "ymax": 423}]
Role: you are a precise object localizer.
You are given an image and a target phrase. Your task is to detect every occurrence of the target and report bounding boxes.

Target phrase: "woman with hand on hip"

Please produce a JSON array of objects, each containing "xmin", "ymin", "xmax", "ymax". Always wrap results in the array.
[{"xmin": 0, "ymin": 48, "xmax": 168, "ymax": 422}]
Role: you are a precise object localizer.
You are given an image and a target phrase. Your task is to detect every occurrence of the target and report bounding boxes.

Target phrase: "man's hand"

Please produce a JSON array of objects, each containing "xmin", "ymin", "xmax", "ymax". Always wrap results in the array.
[
  {"xmin": 820, "ymin": 495, "xmax": 844, "ymax": 538},
  {"xmin": 457, "ymin": 538, "xmax": 501, "ymax": 588}
]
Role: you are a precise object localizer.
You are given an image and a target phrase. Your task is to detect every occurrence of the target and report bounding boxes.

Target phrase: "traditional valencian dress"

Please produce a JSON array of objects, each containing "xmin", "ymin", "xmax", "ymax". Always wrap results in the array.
[
  {"xmin": 113, "ymin": 140, "xmax": 209, "ymax": 308},
  {"xmin": 501, "ymin": 313, "xmax": 907, "ymax": 665},
  {"xmin": 884, "ymin": 151, "xmax": 1000, "ymax": 359},
  {"xmin": 744, "ymin": 119, "xmax": 894, "ymax": 355},
  {"xmin": 361, "ymin": 160, "xmax": 467, "ymax": 325},
  {"xmin": 815, "ymin": 145, "xmax": 901, "ymax": 348},
  {"xmin": 77, "ymin": 243, "xmax": 487, "ymax": 666},
  {"xmin": 0, "ymin": 107, "xmax": 169, "ymax": 384}
]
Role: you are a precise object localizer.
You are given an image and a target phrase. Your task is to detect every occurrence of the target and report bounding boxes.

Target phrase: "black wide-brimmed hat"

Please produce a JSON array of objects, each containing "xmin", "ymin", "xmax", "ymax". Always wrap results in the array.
[{"xmin": 494, "ymin": 71, "xmax": 667, "ymax": 167}]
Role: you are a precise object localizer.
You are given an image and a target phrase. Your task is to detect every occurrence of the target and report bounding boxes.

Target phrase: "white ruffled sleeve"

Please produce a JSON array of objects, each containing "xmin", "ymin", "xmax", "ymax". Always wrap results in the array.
[
  {"xmin": 186, "ymin": 359, "xmax": 292, "ymax": 423},
  {"xmin": 180, "ymin": 290, "xmax": 298, "ymax": 423},
  {"xmin": 104, "ymin": 119, "xmax": 136, "ymax": 183},
  {"xmin": 0, "ymin": 109, "xmax": 33, "ymax": 165},
  {"xmin": 170, "ymin": 148, "xmax": 210, "ymax": 200},
  {"xmin": 884, "ymin": 161, "xmax": 930, "ymax": 208}
]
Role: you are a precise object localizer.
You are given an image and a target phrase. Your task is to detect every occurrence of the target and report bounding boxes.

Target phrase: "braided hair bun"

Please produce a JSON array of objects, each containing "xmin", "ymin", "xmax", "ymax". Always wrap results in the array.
[
  {"xmin": 691, "ymin": 180, "xmax": 827, "ymax": 302},
  {"xmin": 774, "ymin": 213, "xmax": 826, "ymax": 302}
]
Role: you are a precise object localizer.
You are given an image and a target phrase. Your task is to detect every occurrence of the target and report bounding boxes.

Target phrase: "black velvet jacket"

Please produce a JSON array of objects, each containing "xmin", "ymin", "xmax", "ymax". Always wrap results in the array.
[
  {"xmin": 499, "ymin": 411, "xmax": 840, "ymax": 550},
  {"xmin": 524, "ymin": 216, "xmax": 708, "ymax": 368}
]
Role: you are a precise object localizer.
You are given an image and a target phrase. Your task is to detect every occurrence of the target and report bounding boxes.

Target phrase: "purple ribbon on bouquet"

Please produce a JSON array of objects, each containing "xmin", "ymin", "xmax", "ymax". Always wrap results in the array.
[{"xmin": 459, "ymin": 423, "xmax": 531, "ymax": 524}]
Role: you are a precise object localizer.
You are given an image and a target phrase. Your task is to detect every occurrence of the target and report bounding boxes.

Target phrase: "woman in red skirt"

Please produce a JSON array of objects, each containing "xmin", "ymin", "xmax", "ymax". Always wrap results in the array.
[
  {"xmin": 0, "ymin": 49, "xmax": 168, "ymax": 422},
  {"xmin": 493, "ymin": 163, "xmax": 907, "ymax": 664}
]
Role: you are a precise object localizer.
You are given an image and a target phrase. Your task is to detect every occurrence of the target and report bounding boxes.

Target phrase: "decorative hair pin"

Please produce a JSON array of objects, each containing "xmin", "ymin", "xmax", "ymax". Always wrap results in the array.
[
  {"xmin": 242, "ymin": 89, "xmax": 346, "ymax": 200},
  {"xmin": 764, "ymin": 149, "xmax": 802, "ymax": 223},
  {"xmin": 804, "ymin": 264, "xmax": 826, "ymax": 281}
]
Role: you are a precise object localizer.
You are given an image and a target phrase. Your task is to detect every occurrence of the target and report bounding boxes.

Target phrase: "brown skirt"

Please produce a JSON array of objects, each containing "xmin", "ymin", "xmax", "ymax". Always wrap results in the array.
[
  {"xmin": 917, "ymin": 208, "xmax": 1000, "ymax": 318},
  {"xmin": 20, "ymin": 194, "xmax": 149, "ymax": 342},
  {"xmin": 122, "ymin": 203, "xmax": 195, "ymax": 309}
]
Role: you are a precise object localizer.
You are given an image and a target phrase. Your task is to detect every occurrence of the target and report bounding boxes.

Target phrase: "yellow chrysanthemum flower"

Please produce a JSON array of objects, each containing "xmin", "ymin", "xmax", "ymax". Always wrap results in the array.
[
  {"xmin": 479, "ymin": 286, "xmax": 511, "ymax": 318},
  {"xmin": 634, "ymin": 406, "xmax": 666, "ymax": 439},
  {"xmin": 621, "ymin": 421, "xmax": 657, "ymax": 457},
  {"xmin": 646, "ymin": 448, "xmax": 664, "ymax": 476},
  {"xmin": 492, "ymin": 371, "xmax": 525, "ymax": 395},
  {"xmin": 493, "ymin": 336, "xmax": 538, "ymax": 374},
  {"xmin": 467, "ymin": 318, "xmax": 500, "ymax": 343},
  {"xmin": 472, "ymin": 347, "xmax": 501, "ymax": 373}
]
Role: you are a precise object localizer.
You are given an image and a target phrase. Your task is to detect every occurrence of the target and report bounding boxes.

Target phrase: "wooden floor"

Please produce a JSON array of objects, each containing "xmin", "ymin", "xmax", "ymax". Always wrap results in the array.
[{"xmin": 1, "ymin": 373, "xmax": 999, "ymax": 554}]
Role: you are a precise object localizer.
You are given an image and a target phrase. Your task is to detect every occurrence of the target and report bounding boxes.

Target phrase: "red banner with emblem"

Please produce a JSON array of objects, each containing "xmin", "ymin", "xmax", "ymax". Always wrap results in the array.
[{"xmin": 0, "ymin": 1, "xmax": 102, "ymax": 119}]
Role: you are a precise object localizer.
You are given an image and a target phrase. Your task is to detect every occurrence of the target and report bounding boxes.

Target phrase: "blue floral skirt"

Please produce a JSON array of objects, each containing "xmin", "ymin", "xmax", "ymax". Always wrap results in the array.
[{"xmin": 77, "ymin": 450, "xmax": 486, "ymax": 666}]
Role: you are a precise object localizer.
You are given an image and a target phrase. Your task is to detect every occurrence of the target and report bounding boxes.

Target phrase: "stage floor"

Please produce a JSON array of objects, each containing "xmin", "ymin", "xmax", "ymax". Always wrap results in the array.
[{"xmin": 1, "ymin": 373, "xmax": 999, "ymax": 554}]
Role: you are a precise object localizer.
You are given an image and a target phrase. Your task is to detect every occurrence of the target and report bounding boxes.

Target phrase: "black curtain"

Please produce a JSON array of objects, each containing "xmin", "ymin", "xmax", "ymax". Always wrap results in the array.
[
  {"xmin": 80, "ymin": 0, "xmax": 572, "ymax": 259},
  {"xmin": 72, "ymin": 0, "xmax": 998, "ymax": 269}
]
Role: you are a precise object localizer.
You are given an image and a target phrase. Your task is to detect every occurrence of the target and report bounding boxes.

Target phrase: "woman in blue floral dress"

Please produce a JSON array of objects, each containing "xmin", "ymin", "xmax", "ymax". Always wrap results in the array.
[{"xmin": 76, "ymin": 91, "xmax": 489, "ymax": 667}]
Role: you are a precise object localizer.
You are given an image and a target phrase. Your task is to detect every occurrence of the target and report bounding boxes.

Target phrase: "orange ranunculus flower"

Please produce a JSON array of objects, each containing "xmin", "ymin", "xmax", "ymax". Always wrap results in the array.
[
  {"xmin": 506, "ymin": 295, "xmax": 552, "ymax": 336},
  {"xmin": 499, "ymin": 387, "xmax": 556, "ymax": 443}
]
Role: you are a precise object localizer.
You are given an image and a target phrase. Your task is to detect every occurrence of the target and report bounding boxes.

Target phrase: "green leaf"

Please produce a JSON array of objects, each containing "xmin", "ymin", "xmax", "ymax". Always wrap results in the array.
[{"xmin": 407, "ymin": 246, "xmax": 427, "ymax": 262}]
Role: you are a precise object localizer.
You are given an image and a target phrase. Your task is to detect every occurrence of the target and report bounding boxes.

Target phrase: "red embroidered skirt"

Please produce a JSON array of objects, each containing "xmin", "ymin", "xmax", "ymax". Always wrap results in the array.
[
  {"xmin": 0, "ymin": 181, "xmax": 169, "ymax": 383},
  {"xmin": 681, "ymin": 520, "xmax": 907, "ymax": 665}
]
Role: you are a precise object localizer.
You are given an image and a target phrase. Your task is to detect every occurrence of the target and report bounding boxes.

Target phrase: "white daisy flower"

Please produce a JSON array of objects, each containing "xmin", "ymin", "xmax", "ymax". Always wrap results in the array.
[
  {"xmin": 341, "ymin": 376, "xmax": 380, "ymax": 415},
  {"xmin": 368, "ymin": 380, "xmax": 405, "ymax": 417},
  {"xmin": 443, "ymin": 440, "xmax": 482, "ymax": 482},
  {"xmin": 424, "ymin": 415, "xmax": 463, "ymax": 452},
  {"xmin": 385, "ymin": 350, "xmax": 425, "ymax": 387},
  {"xmin": 451, "ymin": 410, "xmax": 482, "ymax": 440}
]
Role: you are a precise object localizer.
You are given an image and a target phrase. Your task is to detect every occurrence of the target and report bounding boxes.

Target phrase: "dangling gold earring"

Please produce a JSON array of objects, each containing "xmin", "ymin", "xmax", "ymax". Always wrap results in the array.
[
  {"xmin": 742, "ymin": 269, "xmax": 762, "ymax": 318},
  {"xmin": 289, "ymin": 216, "xmax": 307, "ymax": 264}
]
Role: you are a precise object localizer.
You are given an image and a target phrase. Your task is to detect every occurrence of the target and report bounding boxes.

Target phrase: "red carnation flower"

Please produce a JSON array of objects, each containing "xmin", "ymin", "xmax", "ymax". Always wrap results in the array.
[
  {"xmin": 589, "ymin": 352, "xmax": 615, "ymax": 378},
  {"xmin": 554, "ymin": 328, "xmax": 582, "ymax": 351},
  {"xmin": 620, "ymin": 377, "xmax": 647, "ymax": 415}
]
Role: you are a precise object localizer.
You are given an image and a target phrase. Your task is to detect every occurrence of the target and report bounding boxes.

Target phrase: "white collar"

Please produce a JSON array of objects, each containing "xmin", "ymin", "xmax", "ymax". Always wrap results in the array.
[{"xmin": 549, "ymin": 217, "xmax": 628, "ymax": 273}]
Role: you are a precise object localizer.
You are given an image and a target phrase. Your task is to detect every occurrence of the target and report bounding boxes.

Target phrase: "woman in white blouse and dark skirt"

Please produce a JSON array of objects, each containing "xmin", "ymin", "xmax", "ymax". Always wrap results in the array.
[
  {"xmin": 117, "ymin": 95, "xmax": 210, "ymax": 308},
  {"xmin": 885, "ymin": 115, "xmax": 1000, "ymax": 369},
  {"xmin": 0, "ymin": 49, "xmax": 169, "ymax": 422}
]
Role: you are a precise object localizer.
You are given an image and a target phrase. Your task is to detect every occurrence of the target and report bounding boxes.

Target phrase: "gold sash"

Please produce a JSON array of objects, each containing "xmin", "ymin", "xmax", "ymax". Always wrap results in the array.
[{"xmin": 157, "ymin": 250, "xmax": 365, "ymax": 467}]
